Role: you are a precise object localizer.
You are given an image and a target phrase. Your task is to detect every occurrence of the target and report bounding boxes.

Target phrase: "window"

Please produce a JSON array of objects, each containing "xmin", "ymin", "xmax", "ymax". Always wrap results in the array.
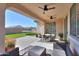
[
  {"xmin": 70, "ymin": 4, "xmax": 76, "ymax": 36},
  {"xmin": 77, "ymin": 4, "xmax": 79, "ymax": 37},
  {"xmin": 46, "ymin": 22, "xmax": 56, "ymax": 34},
  {"xmin": 70, "ymin": 3, "xmax": 79, "ymax": 38}
]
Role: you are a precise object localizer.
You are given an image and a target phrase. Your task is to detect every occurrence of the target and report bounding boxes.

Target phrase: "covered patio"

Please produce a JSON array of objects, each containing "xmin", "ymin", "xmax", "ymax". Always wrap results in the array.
[{"xmin": 0, "ymin": 3, "xmax": 79, "ymax": 56}]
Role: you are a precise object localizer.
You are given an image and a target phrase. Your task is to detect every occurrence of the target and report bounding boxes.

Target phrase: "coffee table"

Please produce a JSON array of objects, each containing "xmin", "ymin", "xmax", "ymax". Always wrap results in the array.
[{"xmin": 28, "ymin": 46, "xmax": 46, "ymax": 56}]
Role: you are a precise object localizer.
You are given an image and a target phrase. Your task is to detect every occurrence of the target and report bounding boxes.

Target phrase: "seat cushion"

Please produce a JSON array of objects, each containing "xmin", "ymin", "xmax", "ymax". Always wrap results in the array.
[{"xmin": 8, "ymin": 47, "xmax": 19, "ymax": 56}]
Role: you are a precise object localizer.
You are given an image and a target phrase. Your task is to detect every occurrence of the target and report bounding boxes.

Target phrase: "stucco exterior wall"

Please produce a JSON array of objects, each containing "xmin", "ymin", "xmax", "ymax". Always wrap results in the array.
[
  {"xmin": 68, "ymin": 4, "xmax": 79, "ymax": 55},
  {"xmin": 55, "ymin": 18, "xmax": 64, "ymax": 37}
]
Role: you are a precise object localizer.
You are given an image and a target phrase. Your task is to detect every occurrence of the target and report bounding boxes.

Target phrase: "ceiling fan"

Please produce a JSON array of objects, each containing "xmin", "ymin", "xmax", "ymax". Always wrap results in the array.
[
  {"xmin": 50, "ymin": 16, "xmax": 56, "ymax": 19},
  {"xmin": 49, "ymin": 16, "xmax": 56, "ymax": 22},
  {"xmin": 39, "ymin": 4, "xmax": 55, "ymax": 14}
]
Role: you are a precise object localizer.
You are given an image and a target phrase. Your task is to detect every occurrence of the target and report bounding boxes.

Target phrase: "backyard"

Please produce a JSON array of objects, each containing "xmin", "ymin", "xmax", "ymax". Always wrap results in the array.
[{"xmin": 5, "ymin": 32, "xmax": 37, "ymax": 38}]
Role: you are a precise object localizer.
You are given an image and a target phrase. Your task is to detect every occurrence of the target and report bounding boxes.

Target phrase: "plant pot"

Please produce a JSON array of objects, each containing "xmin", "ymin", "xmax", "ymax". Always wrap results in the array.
[{"xmin": 5, "ymin": 46, "xmax": 15, "ymax": 52}]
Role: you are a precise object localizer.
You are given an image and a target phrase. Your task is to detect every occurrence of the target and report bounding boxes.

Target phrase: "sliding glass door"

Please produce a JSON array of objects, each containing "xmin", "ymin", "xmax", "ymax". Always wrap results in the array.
[{"xmin": 45, "ymin": 22, "xmax": 56, "ymax": 34}]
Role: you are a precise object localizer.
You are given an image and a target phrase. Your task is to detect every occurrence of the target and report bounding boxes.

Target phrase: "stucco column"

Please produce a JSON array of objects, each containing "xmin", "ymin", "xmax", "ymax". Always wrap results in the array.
[
  {"xmin": 36, "ymin": 20, "xmax": 45, "ymax": 35},
  {"xmin": 0, "ymin": 4, "xmax": 6, "ymax": 54}
]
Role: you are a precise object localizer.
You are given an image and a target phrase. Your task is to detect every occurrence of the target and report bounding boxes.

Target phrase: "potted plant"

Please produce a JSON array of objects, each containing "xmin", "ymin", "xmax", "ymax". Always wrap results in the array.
[
  {"xmin": 58, "ymin": 33, "xmax": 63, "ymax": 41},
  {"xmin": 5, "ymin": 38, "xmax": 15, "ymax": 52}
]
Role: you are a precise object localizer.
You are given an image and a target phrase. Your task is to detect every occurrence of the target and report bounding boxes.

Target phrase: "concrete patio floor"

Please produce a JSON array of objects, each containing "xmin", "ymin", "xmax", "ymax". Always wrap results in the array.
[
  {"xmin": 15, "ymin": 36, "xmax": 66, "ymax": 56},
  {"xmin": 15, "ymin": 36, "xmax": 41, "ymax": 50}
]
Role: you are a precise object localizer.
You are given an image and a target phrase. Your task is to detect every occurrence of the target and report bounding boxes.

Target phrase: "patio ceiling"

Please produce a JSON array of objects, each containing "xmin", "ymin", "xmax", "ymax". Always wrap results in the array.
[
  {"xmin": 7, "ymin": 3, "xmax": 73, "ymax": 23},
  {"xmin": 21, "ymin": 3, "xmax": 72, "ymax": 23}
]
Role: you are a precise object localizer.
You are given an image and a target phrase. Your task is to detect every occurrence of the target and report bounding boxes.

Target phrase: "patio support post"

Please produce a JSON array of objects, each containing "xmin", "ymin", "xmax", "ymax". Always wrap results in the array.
[
  {"xmin": 0, "ymin": 4, "xmax": 6, "ymax": 54},
  {"xmin": 37, "ymin": 21, "xmax": 45, "ymax": 35}
]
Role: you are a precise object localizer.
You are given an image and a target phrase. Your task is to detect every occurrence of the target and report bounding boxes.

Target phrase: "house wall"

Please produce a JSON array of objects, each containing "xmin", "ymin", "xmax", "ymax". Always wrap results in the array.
[
  {"xmin": 68, "ymin": 4, "xmax": 79, "ymax": 55},
  {"xmin": 44, "ymin": 18, "xmax": 64, "ymax": 40}
]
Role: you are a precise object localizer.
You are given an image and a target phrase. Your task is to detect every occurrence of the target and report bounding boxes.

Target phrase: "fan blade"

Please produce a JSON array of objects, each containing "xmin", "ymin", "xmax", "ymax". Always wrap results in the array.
[
  {"xmin": 48, "ymin": 7, "xmax": 55, "ymax": 10},
  {"xmin": 39, "ymin": 7, "xmax": 44, "ymax": 10}
]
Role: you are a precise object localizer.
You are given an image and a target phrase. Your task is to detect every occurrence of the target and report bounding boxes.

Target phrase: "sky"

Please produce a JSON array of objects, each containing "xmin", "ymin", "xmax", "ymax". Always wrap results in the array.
[{"xmin": 5, "ymin": 9, "xmax": 37, "ymax": 28}]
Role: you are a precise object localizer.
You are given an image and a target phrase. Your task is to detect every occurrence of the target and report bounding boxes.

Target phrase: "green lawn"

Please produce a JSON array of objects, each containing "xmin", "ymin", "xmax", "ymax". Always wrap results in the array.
[{"xmin": 5, "ymin": 32, "xmax": 37, "ymax": 38}]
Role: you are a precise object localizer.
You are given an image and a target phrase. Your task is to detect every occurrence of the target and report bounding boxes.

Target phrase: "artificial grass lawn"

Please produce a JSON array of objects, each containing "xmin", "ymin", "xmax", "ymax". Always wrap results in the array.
[{"xmin": 5, "ymin": 32, "xmax": 37, "ymax": 38}]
